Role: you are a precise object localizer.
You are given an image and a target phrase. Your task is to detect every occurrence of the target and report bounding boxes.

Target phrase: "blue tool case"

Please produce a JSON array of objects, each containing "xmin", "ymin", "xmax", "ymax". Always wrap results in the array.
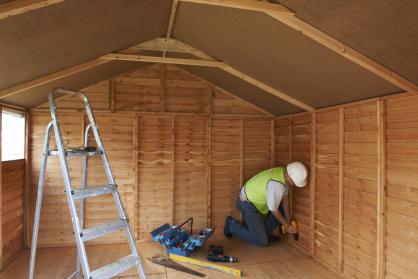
[{"xmin": 151, "ymin": 218, "xmax": 214, "ymax": 256}]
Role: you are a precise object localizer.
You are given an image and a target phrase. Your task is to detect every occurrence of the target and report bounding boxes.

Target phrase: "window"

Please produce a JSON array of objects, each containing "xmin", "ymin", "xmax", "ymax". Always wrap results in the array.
[{"xmin": 2, "ymin": 109, "xmax": 25, "ymax": 161}]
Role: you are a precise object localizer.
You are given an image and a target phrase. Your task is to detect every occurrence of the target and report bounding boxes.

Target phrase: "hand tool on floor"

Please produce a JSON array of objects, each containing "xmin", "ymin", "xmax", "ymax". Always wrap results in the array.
[
  {"xmin": 207, "ymin": 245, "xmax": 238, "ymax": 263},
  {"xmin": 169, "ymin": 253, "xmax": 242, "ymax": 277},
  {"xmin": 281, "ymin": 220, "xmax": 299, "ymax": 241},
  {"xmin": 148, "ymin": 256, "xmax": 206, "ymax": 277},
  {"xmin": 151, "ymin": 218, "xmax": 214, "ymax": 256}
]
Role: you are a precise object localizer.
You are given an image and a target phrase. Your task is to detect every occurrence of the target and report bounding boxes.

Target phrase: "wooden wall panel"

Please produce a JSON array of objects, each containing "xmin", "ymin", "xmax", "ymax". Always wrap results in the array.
[
  {"xmin": 385, "ymin": 96, "xmax": 418, "ymax": 279},
  {"xmin": 137, "ymin": 117, "xmax": 173, "ymax": 240},
  {"xmin": 243, "ymin": 119, "xmax": 272, "ymax": 182},
  {"xmin": 165, "ymin": 65, "xmax": 211, "ymax": 113},
  {"xmin": 37, "ymin": 80, "xmax": 110, "ymax": 110},
  {"xmin": 1, "ymin": 160, "xmax": 24, "ymax": 266},
  {"xmin": 27, "ymin": 63, "xmax": 271, "ymax": 248},
  {"xmin": 29, "ymin": 112, "xmax": 82, "ymax": 246},
  {"xmin": 173, "ymin": 117, "xmax": 207, "ymax": 230},
  {"xmin": 290, "ymin": 114, "xmax": 312, "ymax": 253},
  {"xmin": 212, "ymin": 88, "xmax": 265, "ymax": 115},
  {"xmin": 114, "ymin": 64, "xmax": 161, "ymax": 112},
  {"xmin": 210, "ymin": 118, "xmax": 241, "ymax": 229},
  {"xmin": 84, "ymin": 114, "xmax": 135, "ymax": 244},
  {"xmin": 315, "ymin": 109, "xmax": 340, "ymax": 269},
  {"xmin": 343, "ymin": 103, "xmax": 378, "ymax": 279},
  {"xmin": 275, "ymin": 117, "xmax": 291, "ymax": 166}
]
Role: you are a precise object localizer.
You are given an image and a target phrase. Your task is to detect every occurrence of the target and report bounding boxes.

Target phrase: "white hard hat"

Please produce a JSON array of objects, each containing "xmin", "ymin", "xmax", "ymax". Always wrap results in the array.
[{"xmin": 286, "ymin": 162, "xmax": 308, "ymax": 187}]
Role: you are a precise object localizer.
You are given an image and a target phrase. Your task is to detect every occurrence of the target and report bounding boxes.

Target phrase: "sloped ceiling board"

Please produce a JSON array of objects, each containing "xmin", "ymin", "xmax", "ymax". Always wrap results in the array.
[
  {"xmin": 0, "ymin": 0, "xmax": 65, "ymax": 20},
  {"xmin": 275, "ymin": 0, "xmax": 418, "ymax": 86},
  {"xmin": 1, "ymin": 61, "xmax": 145, "ymax": 108},
  {"xmin": 173, "ymin": 2, "xmax": 406, "ymax": 109},
  {"xmin": 1, "ymin": 1, "xmax": 416, "ymax": 112},
  {"xmin": 0, "ymin": 0, "xmax": 172, "ymax": 91},
  {"xmin": 178, "ymin": 0, "xmax": 417, "ymax": 94}
]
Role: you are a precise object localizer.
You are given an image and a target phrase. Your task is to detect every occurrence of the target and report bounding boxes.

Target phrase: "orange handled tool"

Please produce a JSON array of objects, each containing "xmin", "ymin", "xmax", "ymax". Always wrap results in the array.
[{"xmin": 281, "ymin": 220, "xmax": 299, "ymax": 241}]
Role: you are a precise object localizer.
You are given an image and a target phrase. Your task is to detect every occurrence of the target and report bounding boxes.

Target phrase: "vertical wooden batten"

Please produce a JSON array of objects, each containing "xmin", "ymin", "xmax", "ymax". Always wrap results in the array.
[
  {"xmin": 310, "ymin": 112, "xmax": 316, "ymax": 256},
  {"xmin": 338, "ymin": 108, "xmax": 344, "ymax": 273},
  {"xmin": 206, "ymin": 117, "xmax": 211, "ymax": 227},
  {"xmin": 377, "ymin": 100, "xmax": 386, "ymax": 279},
  {"xmin": 24, "ymin": 111, "xmax": 30, "ymax": 248},
  {"xmin": 288, "ymin": 117, "xmax": 293, "ymax": 220},
  {"xmin": 171, "ymin": 117, "xmax": 175, "ymax": 224},
  {"xmin": 270, "ymin": 119, "xmax": 275, "ymax": 168},
  {"xmin": 133, "ymin": 116, "xmax": 139, "ymax": 240},
  {"xmin": 0, "ymin": 106, "xmax": 2, "ymax": 263},
  {"xmin": 239, "ymin": 118, "xmax": 244, "ymax": 188},
  {"xmin": 160, "ymin": 64, "xmax": 166, "ymax": 112},
  {"xmin": 109, "ymin": 78, "xmax": 115, "ymax": 112},
  {"xmin": 207, "ymin": 87, "xmax": 213, "ymax": 115}
]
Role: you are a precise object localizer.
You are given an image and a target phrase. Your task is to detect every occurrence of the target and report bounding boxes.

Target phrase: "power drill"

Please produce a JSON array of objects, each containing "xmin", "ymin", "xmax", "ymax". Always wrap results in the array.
[
  {"xmin": 207, "ymin": 245, "xmax": 238, "ymax": 263},
  {"xmin": 281, "ymin": 220, "xmax": 299, "ymax": 241}
]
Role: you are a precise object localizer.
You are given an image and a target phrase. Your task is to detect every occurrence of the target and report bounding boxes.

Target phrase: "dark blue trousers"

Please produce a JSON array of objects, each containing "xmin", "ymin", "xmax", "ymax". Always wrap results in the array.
[{"xmin": 229, "ymin": 199, "xmax": 283, "ymax": 246}]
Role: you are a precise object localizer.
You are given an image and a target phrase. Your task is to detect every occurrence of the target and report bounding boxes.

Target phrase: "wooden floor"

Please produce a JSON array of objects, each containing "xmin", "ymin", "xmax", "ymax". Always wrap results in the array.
[{"xmin": 0, "ymin": 239, "xmax": 339, "ymax": 278}]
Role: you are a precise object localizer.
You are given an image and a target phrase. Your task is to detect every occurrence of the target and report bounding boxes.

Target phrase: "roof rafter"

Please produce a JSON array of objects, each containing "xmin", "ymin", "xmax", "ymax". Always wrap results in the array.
[
  {"xmin": 101, "ymin": 39, "xmax": 314, "ymax": 112},
  {"xmin": 163, "ymin": 0, "xmax": 179, "ymax": 57},
  {"xmin": 179, "ymin": 0, "xmax": 417, "ymax": 94},
  {"xmin": 133, "ymin": 38, "xmax": 215, "ymax": 60},
  {"xmin": 0, "ymin": 59, "xmax": 109, "ymax": 99},
  {"xmin": 178, "ymin": 0, "xmax": 294, "ymax": 15},
  {"xmin": 0, "ymin": 0, "xmax": 64, "ymax": 20},
  {"xmin": 100, "ymin": 54, "xmax": 225, "ymax": 68}
]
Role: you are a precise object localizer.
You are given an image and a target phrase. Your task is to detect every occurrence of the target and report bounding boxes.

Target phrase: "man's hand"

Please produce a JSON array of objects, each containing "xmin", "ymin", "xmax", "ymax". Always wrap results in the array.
[{"xmin": 286, "ymin": 224, "xmax": 295, "ymax": 234}]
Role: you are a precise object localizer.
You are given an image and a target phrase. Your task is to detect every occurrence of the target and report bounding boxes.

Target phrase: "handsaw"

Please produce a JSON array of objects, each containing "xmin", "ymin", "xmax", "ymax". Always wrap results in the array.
[{"xmin": 148, "ymin": 256, "xmax": 206, "ymax": 277}]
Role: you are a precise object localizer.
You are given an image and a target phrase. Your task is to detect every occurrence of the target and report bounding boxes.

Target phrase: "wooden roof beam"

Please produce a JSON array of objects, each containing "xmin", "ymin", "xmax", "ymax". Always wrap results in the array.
[
  {"xmin": 163, "ymin": 0, "xmax": 179, "ymax": 57},
  {"xmin": 178, "ymin": 0, "xmax": 294, "ymax": 15},
  {"xmin": 100, "ymin": 53, "xmax": 314, "ymax": 112},
  {"xmin": 133, "ymin": 38, "xmax": 215, "ymax": 60},
  {"xmin": 100, "ymin": 54, "xmax": 224, "ymax": 68},
  {"xmin": 0, "ymin": 0, "xmax": 64, "ymax": 20}
]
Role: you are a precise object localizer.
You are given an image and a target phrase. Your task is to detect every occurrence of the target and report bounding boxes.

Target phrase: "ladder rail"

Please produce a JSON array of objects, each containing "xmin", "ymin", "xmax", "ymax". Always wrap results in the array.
[
  {"xmin": 75, "ymin": 123, "xmax": 92, "ymax": 276},
  {"xmin": 79, "ymin": 90, "xmax": 146, "ymax": 278},
  {"xmin": 48, "ymin": 91, "xmax": 91, "ymax": 277},
  {"xmin": 29, "ymin": 88, "xmax": 147, "ymax": 279},
  {"xmin": 28, "ymin": 121, "xmax": 53, "ymax": 279}
]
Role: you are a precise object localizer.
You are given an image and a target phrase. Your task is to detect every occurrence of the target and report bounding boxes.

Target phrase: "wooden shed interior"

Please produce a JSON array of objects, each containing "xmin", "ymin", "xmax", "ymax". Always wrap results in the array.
[{"xmin": 0, "ymin": 1, "xmax": 417, "ymax": 278}]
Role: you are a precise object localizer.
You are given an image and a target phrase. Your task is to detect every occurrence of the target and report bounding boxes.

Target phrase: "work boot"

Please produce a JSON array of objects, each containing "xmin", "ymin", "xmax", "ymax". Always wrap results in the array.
[
  {"xmin": 268, "ymin": 234, "xmax": 280, "ymax": 242},
  {"xmin": 224, "ymin": 216, "xmax": 233, "ymax": 239}
]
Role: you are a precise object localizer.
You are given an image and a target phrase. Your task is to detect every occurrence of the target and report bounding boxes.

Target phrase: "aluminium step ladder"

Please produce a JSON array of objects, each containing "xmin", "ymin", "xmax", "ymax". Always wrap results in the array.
[{"xmin": 29, "ymin": 88, "xmax": 147, "ymax": 279}]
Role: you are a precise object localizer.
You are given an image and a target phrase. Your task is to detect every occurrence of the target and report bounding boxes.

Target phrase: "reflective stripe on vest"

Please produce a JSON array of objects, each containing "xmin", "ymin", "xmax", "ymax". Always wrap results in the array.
[{"xmin": 244, "ymin": 167, "xmax": 286, "ymax": 214}]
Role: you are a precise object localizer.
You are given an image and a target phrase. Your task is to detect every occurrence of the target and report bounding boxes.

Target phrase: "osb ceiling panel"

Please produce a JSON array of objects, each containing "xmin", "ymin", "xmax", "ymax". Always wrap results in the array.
[
  {"xmin": 2, "ymin": 61, "xmax": 143, "ymax": 108},
  {"xmin": 173, "ymin": 2, "xmax": 403, "ymax": 109},
  {"xmin": 275, "ymin": 0, "xmax": 418, "ymax": 85},
  {"xmin": 0, "ymin": 0, "xmax": 172, "ymax": 90},
  {"xmin": 180, "ymin": 66, "xmax": 302, "ymax": 116}
]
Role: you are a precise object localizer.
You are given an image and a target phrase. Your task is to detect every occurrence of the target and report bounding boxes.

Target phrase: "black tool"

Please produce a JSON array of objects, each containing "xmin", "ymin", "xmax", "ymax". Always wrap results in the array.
[{"xmin": 207, "ymin": 245, "xmax": 238, "ymax": 263}]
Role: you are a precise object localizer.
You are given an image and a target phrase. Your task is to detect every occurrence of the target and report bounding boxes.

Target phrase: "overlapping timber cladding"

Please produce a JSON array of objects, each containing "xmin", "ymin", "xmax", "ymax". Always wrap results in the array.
[
  {"xmin": 0, "ymin": 1, "xmax": 417, "ymax": 278},
  {"xmin": 29, "ymin": 64, "xmax": 274, "ymax": 247},
  {"xmin": 23, "ymin": 61, "xmax": 418, "ymax": 278}
]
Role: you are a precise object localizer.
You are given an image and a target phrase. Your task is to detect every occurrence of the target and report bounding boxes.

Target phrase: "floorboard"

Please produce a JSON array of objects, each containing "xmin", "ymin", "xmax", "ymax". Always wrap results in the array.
[{"xmin": 0, "ymin": 239, "xmax": 339, "ymax": 278}]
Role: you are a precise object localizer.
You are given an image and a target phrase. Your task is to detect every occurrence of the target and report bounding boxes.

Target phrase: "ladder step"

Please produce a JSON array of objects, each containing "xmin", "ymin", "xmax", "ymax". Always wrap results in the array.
[
  {"xmin": 71, "ymin": 185, "xmax": 116, "ymax": 200},
  {"xmin": 48, "ymin": 147, "xmax": 99, "ymax": 157},
  {"xmin": 90, "ymin": 255, "xmax": 140, "ymax": 279},
  {"xmin": 81, "ymin": 219, "xmax": 128, "ymax": 241}
]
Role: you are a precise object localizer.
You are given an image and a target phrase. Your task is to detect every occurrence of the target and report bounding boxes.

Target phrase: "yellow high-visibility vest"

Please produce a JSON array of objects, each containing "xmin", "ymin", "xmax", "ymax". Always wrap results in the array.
[{"xmin": 244, "ymin": 167, "xmax": 286, "ymax": 214}]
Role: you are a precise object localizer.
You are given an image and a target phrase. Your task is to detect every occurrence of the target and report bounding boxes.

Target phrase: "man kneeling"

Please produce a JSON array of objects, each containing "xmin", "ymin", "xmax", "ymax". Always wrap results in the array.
[{"xmin": 224, "ymin": 162, "xmax": 308, "ymax": 246}]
